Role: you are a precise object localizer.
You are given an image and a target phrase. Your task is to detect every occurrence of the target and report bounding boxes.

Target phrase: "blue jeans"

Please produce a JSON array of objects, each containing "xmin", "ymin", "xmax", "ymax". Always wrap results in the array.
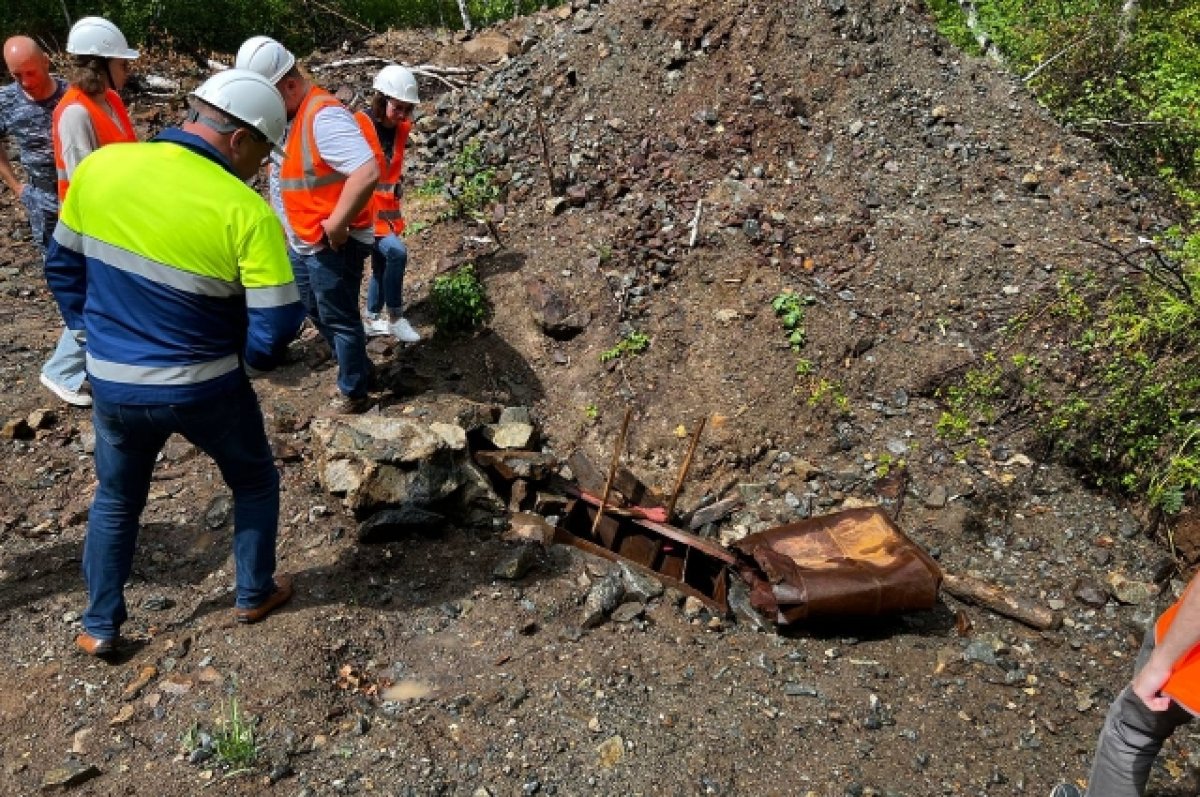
[
  {"xmin": 83, "ymin": 380, "xmax": 280, "ymax": 640},
  {"xmin": 289, "ymin": 240, "xmax": 371, "ymax": 398},
  {"xmin": 366, "ymin": 234, "xmax": 408, "ymax": 317},
  {"xmin": 42, "ymin": 327, "xmax": 87, "ymax": 391}
]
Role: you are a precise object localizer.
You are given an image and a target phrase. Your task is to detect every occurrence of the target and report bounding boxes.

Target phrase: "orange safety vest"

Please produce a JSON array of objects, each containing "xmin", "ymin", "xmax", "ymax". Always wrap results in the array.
[
  {"xmin": 52, "ymin": 86, "xmax": 137, "ymax": 201},
  {"xmin": 1155, "ymin": 587, "xmax": 1200, "ymax": 715},
  {"xmin": 354, "ymin": 111, "xmax": 411, "ymax": 237},
  {"xmin": 279, "ymin": 86, "xmax": 373, "ymax": 246}
]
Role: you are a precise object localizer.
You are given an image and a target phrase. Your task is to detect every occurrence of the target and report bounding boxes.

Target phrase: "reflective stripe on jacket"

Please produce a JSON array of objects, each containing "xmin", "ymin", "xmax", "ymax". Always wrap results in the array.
[
  {"xmin": 52, "ymin": 86, "xmax": 136, "ymax": 201},
  {"xmin": 279, "ymin": 86, "xmax": 373, "ymax": 245},
  {"xmin": 45, "ymin": 128, "xmax": 305, "ymax": 406},
  {"xmin": 355, "ymin": 111, "xmax": 411, "ymax": 237}
]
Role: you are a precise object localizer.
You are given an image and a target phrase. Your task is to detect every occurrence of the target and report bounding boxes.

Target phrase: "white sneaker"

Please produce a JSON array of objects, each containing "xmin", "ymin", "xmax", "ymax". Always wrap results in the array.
[
  {"xmin": 363, "ymin": 316, "xmax": 390, "ymax": 337},
  {"xmin": 1048, "ymin": 785, "xmax": 1083, "ymax": 797},
  {"xmin": 40, "ymin": 373, "xmax": 92, "ymax": 407},
  {"xmin": 389, "ymin": 317, "xmax": 421, "ymax": 343}
]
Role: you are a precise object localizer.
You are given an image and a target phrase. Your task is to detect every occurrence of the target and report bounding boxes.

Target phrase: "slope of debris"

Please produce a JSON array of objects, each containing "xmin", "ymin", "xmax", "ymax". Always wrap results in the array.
[{"xmin": 0, "ymin": 1, "xmax": 1194, "ymax": 795}]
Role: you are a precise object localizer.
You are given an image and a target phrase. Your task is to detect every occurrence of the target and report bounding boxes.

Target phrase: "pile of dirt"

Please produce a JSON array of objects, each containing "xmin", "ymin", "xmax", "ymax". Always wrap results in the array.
[{"xmin": 0, "ymin": 1, "xmax": 1195, "ymax": 794}]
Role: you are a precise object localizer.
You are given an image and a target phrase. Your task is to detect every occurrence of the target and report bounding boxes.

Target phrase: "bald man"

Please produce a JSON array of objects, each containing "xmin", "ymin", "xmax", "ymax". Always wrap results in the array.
[{"xmin": 0, "ymin": 36, "xmax": 65, "ymax": 255}]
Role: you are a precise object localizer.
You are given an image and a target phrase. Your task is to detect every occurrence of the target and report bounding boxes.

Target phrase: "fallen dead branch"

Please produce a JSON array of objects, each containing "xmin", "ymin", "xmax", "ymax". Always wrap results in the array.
[
  {"xmin": 312, "ymin": 58, "xmax": 476, "ymax": 90},
  {"xmin": 942, "ymin": 572, "xmax": 1062, "ymax": 630}
]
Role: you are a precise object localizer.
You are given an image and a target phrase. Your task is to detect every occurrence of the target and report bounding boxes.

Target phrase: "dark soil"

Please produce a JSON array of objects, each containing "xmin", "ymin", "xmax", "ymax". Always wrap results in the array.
[{"xmin": 1, "ymin": 1, "xmax": 1197, "ymax": 795}]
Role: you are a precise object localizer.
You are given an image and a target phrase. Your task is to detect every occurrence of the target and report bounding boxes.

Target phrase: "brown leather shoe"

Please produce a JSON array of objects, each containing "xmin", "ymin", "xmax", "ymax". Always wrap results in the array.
[
  {"xmin": 76, "ymin": 631, "xmax": 118, "ymax": 658},
  {"xmin": 326, "ymin": 394, "xmax": 372, "ymax": 415},
  {"xmin": 235, "ymin": 574, "xmax": 294, "ymax": 624}
]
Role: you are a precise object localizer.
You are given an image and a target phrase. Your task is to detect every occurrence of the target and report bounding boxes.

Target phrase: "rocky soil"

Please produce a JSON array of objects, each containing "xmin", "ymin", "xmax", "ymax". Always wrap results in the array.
[{"xmin": 1, "ymin": 0, "xmax": 1198, "ymax": 795}]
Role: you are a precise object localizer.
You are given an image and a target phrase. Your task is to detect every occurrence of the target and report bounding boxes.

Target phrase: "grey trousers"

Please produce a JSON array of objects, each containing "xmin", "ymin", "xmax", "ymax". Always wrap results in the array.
[{"xmin": 1085, "ymin": 629, "xmax": 1194, "ymax": 797}]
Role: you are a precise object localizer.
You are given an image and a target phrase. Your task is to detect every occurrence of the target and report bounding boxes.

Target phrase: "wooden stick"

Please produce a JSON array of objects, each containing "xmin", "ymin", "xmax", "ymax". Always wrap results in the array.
[
  {"xmin": 942, "ymin": 572, "xmax": 1062, "ymax": 630},
  {"xmin": 592, "ymin": 408, "xmax": 633, "ymax": 536},
  {"xmin": 535, "ymin": 105, "xmax": 560, "ymax": 195},
  {"xmin": 665, "ymin": 417, "xmax": 707, "ymax": 522}
]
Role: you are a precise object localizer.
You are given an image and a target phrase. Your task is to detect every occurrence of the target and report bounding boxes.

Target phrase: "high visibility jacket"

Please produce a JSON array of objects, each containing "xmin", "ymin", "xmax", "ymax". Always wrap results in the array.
[
  {"xmin": 44, "ymin": 128, "xmax": 305, "ymax": 406},
  {"xmin": 355, "ymin": 111, "xmax": 412, "ymax": 237},
  {"xmin": 1155, "ymin": 587, "xmax": 1200, "ymax": 714},
  {"xmin": 279, "ymin": 86, "xmax": 373, "ymax": 245},
  {"xmin": 52, "ymin": 86, "xmax": 136, "ymax": 201}
]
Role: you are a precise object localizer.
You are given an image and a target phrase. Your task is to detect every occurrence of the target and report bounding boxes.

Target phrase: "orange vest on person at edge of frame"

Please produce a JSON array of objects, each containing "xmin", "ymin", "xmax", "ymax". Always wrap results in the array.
[
  {"xmin": 354, "ymin": 110, "xmax": 412, "ymax": 237},
  {"xmin": 1155, "ymin": 585, "xmax": 1200, "ymax": 715},
  {"xmin": 52, "ymin": 86, "xmax": 137, "ymax": 201},
  {"xmin": 279, "ymin": 86, "xmax": 374, "ymax": 246}
]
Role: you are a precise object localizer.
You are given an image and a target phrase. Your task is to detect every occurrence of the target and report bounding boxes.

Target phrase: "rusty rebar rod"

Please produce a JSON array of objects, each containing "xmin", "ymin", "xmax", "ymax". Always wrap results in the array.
[
  {"xmin": 665, "ymin": 416, "xmax": 707, "ymax": 522},
  {"xmin": 592, "ymin": 408, "xmax": 634, "ymax": 536}
]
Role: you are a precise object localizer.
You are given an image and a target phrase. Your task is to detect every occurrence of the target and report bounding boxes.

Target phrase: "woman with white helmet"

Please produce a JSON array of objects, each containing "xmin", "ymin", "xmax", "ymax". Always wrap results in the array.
[
  {"xmin": 41, "ymin": 16, "xmax": 139, "ymax": 409},
  {"xmin": 356, "ymin": 64, "xmax": 422, "ymax": 344}
]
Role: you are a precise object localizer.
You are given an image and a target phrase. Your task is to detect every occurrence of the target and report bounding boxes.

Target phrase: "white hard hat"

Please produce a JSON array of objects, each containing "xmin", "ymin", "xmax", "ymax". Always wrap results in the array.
[
  {"xmin": 67, "ymin": 16, "xmax": 139, "ymax": 59},
  {"xmin": 372, "ymin": 64, "xmax": 420, "ymax": 105},
  {"xmin": 191, "ymin": 69, "xmax": 287, "ymax": 154},
  {"xmin": 234, "ymin": 36, "xmax": 295, "ymax": 85}
]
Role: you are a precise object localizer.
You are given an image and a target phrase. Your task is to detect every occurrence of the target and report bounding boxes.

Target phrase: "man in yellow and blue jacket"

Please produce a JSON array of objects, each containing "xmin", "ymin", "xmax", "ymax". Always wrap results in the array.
[{"xmin": 44, "ymin": 70, "xmax": 306, "ymax": 657}]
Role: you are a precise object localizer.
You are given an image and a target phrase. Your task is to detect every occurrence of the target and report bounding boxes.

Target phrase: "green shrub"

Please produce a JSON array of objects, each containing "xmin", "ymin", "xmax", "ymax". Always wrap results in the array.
[
  {"xmin": 430, "ymin": 263, "xmax": 489, "ymax": 335},
  {"xmin": 2, "ymin": 0, "xmax": 566, "ymax": 58}
]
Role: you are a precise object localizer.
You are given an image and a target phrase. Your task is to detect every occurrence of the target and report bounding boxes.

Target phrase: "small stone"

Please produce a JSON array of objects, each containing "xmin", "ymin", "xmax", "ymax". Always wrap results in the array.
[
  {"xmin": 1073, "ymin": 581, "xmax": 1109, "ymax": 608},
  {"xmin": 783, "ymin": 683, "xmax": 820, "ymax": 697},
  {"xmin": 610, "ymin": 601, "xmax": 645, "ymax": 623},
  {"xmin": 41, "ymin": 760, "xmax": 101, "ymax": 790},
  {"xmin": 203, "ymin": 494, "xmax": 233, "ymax": 530},
  {"xmin": 596, "ymin": 735, "xmax": 624, "ymax": 768},
  {"xmin": 493, "ymin": 545, "xmax": 538, "ymax": 580},
  {"xmin": 924, "ymin": 485, "xmax": 949, "ymax": 508},
  {"xmin": 1106, "ymin": 572, "xmax": 1158, "ymax": 605}
]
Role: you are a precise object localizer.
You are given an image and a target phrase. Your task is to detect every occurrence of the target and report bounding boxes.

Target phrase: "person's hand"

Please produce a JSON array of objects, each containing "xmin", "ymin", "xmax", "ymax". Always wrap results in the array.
[
  {"xmin": 1132, "ymin": 657, "xmax": 1175, "ymax": 712},
  {"xmin": 320, "ymin": 218, "xmax": 349, "ymax": 250}
]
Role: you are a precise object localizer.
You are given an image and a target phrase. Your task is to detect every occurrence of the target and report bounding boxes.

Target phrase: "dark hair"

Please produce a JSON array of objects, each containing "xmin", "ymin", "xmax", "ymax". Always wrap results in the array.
[
  {"xmin": 70, "ymin": 55, "xmax": 108, "ymax": 96},
  {"xmin": 370, "ymin": 92, "xmax": 387, "ymax": 123}
]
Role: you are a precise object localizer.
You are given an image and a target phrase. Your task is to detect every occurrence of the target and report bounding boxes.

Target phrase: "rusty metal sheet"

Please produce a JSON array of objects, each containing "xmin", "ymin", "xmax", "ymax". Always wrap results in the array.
[
  {"xmin": 555, "ymin": 494, "xmax": 735, "ymax": 614},
  {"xmin": 732, "ymin": 507, "xmax": 942, "ymax": 626}
]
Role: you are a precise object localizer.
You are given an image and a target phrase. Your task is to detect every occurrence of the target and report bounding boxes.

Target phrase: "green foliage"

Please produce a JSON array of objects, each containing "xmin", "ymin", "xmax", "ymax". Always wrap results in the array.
[
  {"xmin": 771, "ymin": 291, "xmax": 816, "ymax": 351},
  {"xmin": 212, "ymin": 696, "xmax": 257, "ymax": 770},
  {"xmin": 413, "ymin": 177, "xmax": 446, "ymax": 199},
  {"xmin": 430, "ymin": 263, "xmax": 489, "ymax": 335},
  {"xmin": 2, "ymin": 0, "xmax": 564, "ymax": 57},
  {"xmin": 584, "ymin": 403, "xmax": 599, "ymax": 422},
  {"xmin": 600, "ymin": 331, "xmax": 650, "ymax": 363},
  {"xmin": 808, "ymin": 378, "xmax": 850, "ymax": 413},
  {"xmin": 926, "ymin": 1, "xmax": 1200, "ymax": 202},
  {"xmin": 180, "ymin": 696, "xmax": 258, "ymax": 772},
  {"xmin": 923, "ymin": 0, "xmax": 982, "ymax": 55},
  {"xmin": 938, "ymin": 232, "xmax": 1200, "ymax": 514},
  {"xmin": 1047, "ymin": 234, "xmax": 1200, "ymax": 512},
  {"xmin": 446, "ymin": 140, "xmax": 500, "ymax": 221}
]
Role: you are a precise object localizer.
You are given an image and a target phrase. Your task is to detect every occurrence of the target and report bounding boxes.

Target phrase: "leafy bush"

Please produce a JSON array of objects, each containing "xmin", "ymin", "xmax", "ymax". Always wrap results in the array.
[
  {"xmin": 446, "ymin": 139, "xmax": 500, "ymax": 222},
  {"xmin": 3, "ymin": 0, "xmax": 564, "ymax": 57},
  {"xmin": 926, "ymin": 1, "xmax": 1200, "ymax": 204},
  {"xmin": 430, "ymin": 263, "xmax": 489, "ymax": 335}
]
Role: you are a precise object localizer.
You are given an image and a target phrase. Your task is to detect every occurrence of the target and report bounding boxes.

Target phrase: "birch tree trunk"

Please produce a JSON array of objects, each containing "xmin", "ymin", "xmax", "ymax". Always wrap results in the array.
[
  {"xmin": 457, "ymin": 0, "xmax": 474, "ymax": 32},
  {"xmin": 1119, "ymin": 0, "xmax": 1138, "ymax": 48}
]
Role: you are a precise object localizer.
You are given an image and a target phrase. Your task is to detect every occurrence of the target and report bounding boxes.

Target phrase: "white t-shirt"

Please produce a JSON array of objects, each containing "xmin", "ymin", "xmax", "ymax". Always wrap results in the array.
[
  {"xmin": 56, "ymin": 103, "xmax": 101, "ymax": 178},
  {"xmin": 270, "ymin": 105, "xmax": 374, "ymax": 255}
]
